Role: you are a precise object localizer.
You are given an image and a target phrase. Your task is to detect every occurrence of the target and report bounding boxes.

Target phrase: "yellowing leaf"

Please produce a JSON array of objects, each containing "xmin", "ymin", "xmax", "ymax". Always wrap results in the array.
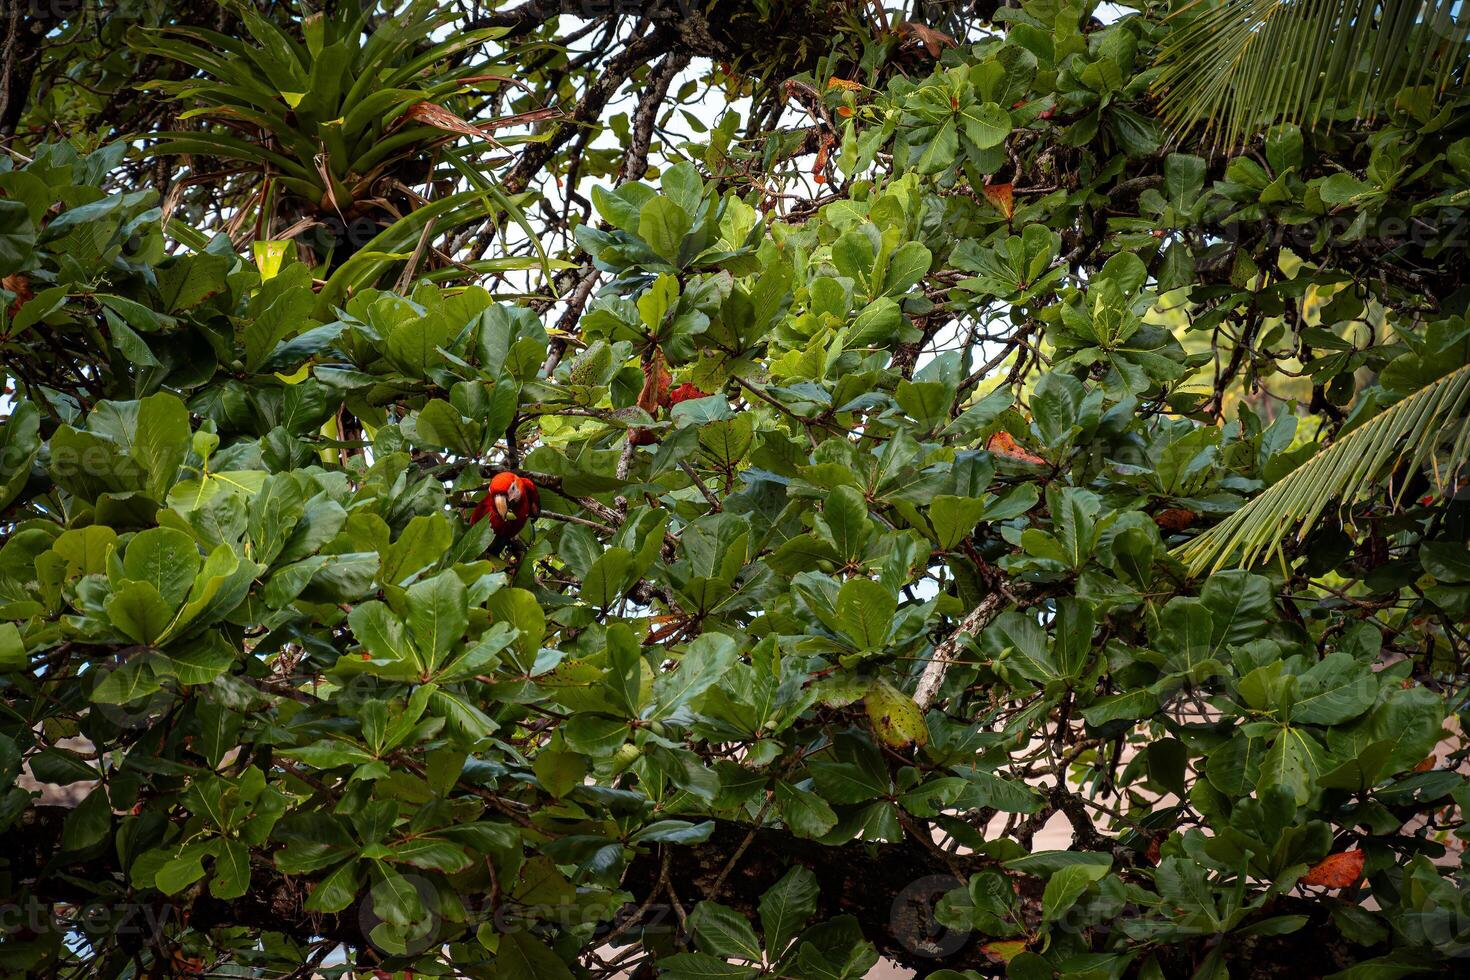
[{"xmin": 865, "ymin": 679, "xmax": 928, "ymax": 747}]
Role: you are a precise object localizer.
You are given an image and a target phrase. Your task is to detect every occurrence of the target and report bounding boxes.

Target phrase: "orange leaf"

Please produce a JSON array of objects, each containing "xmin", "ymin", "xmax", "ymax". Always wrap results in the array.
[
  {"xmin": 812, "ymin": 140, "xmax": 831, "ymax": 181},
  {"xmin": 1302, "ymin": 850, "xmax": 1365, "ymax": 889},
  {"xmin": 826, "ymin": 77, "xmax": 863, "ymax": 91},
  {"xmin": 988, "ymin": 431, "xmax": 1046, "ymax": 465},
  {"xmin": 981, "ymin": 183, "xmax": 1015, "ymax": 219},
  {"xmin": 1414, "ymin": 754, "xmax": 1437, "ymax": 772}
]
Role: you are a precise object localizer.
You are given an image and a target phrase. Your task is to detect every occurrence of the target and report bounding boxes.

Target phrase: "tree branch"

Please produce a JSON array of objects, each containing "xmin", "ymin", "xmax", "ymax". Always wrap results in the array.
[{"xmin": 913, "ymin": 592, "xmax": 1007, "ymax": 710}]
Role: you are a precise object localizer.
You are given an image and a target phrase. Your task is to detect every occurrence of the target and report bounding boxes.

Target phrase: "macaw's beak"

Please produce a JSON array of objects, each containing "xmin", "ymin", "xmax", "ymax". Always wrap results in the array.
[{"xmin": 493, "ymin": 493, "xmax": 510, "ymax": 520}]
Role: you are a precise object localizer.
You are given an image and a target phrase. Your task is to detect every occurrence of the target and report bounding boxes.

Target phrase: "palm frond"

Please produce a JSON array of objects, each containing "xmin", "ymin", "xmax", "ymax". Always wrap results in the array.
[
  {"xmin": 1175, "ymin": 362, "xmax": 1470, "ymax": 574},
  {"xmin": 1153, "ymin": 0, "xmax": 1470, "ymax": 146}
]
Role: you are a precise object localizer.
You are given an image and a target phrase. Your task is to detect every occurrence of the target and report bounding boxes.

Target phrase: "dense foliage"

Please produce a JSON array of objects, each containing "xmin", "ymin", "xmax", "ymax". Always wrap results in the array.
[{"xmin": 2, "ymin": 2, "xmax": 1469, "ymax": 978}]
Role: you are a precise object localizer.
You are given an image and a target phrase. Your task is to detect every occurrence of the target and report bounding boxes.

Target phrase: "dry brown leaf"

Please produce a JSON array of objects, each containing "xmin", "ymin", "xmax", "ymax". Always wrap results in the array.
[
  {"xmin": 1153, "ymin": 508, "xmax": 1198, "ymax": 532},
  {"xmin": 2, "ymin": 273, "xmax": 32, "ymax": 318},
  {"xmin": 896, "ymin": 21, "xmax": 957, "ymax": 58},
  {"xmin": 400, "ymin": 103, "xmax": 562, "ymax": 142},
  {"xmin": 1302, "ymin": 850, "xmax": 1365, "ymax": 889},
  {"xmin": 637, "ymin": 350, "xmax": 671, "ymax": 416}
]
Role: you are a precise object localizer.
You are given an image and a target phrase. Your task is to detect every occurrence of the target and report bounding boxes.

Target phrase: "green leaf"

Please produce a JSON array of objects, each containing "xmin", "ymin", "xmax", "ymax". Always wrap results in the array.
[
  {"xmin": 1041, "ymin": 862, "xmax": 1109, "ymax": 923},
  {"xmin": 759, "ymin": 866, "xmax": 819, "ymax": 955},
  {"xmin": 122, "ymin": 526, "xmax": 201, "ymax": 610},
  {"xmin": 807, "ymin": 760, "xmax": 887, "ymax": 803},
  {"xmin": 105, "ymin": 582, "xmax": 176, "ymax": 646},
  {"xmin": 929, "ymin": 495, "xmax": 990, "ymax": 550},
  {"xmin": 495, "ymin": 931, "xmax": 575, "ymax": 979},
  {"xmin": 381, "ymin": 513, "xmax": 453, "ymax": 585},
  {"xmin": 156, "ymin": 252, "xmax": 229, "ymax": 313},
  {"xmin": 0, "ymin": 199, "xmax": 36, "ymax": 275},
  {"xmin": 651, "ymin": 632, "xmax": 739, "ymax": 718},
  {"xmin": 405, "ymin": 570, "xmax": 468, "ymax": 672},
  {"xmin": 630, "ymin": 820, "xmax": 716, "ymax": 844},
  {"xmin": 639, "ymin": 197, "xmax": 692, "ymax": 264},
  {"xmin": 412, "ymin": 399, "xmax": 483, "ymax": 456},
  {"xmin": 1177, "ymin": 364, "xmax": 1470, "ymax": 574},
  {"xmin": 1291, "ymin": 653, "xmax": 1376, "ymax": 725},
  {"xmin": 132, "ymin": 392, "xmax": 190, "ymax": 498},
  {"xmin": 53, "ymin": 525, "xmax": 118, "ymax": 576},
  {"xmin": 0, "ymin": 623, "xmax": 26, "ymax": 671},
  {"xmin": 961, "ymin": 101, "xmax": 1012, "ymax": 148},
  {"xmin": 562, "ymin": 715, "xmax": 630, "ymax": 757},
  {"xmin": 689, "ymin": 901, "xmax": 763, "ymax": 961},
  {"xmin": 836, "ymin": 578, "xmax": 895, "ymax": 650},
  {"xmin": 348, "ymin": 601, "xmax": 422, "ymax": 676},
  {"xmin": 486, "ymin": 588, "xmax": 544, "ymax": 670},
  {"xmin": 211, "ymin": 839, "xmax": 251, "ymax": 900},
  {"xmin": 304, "ymin": 859, "xmax": 362, "ymax": 913},
  {"xmin": 533, "ymin": 749, "xmax": 585, "ymax": 798},
  {"xmin": 657, "ymin": 953, "xmax": 760, "ymax": 980},
  {"xmin": 582, "ymin": 547, "xmax": 634, "ymax": 608},
  {"xmin": 61, "ymin": 786, "xmax": 111, "ymax": 852},
  {"xmin": 774, "ymin": 781, "xmax": 839, "ymax": 839},
  {"xmin": 156, "ymin": 846, "xmax": 212, "ymax": 896},
  {"xmin": 390, "ymin": 836, "xmax": 473, "ymax": 873}
]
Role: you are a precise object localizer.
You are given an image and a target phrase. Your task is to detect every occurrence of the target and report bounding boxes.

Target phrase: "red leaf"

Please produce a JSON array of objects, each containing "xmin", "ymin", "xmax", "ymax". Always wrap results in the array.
[
  {"xmin": 1302, "ymin": 850, "xmax": 1365, "ymax": 889},
  {"xmin": 665, "ymin": 382, "xmax": 711, "ymax": 407}
]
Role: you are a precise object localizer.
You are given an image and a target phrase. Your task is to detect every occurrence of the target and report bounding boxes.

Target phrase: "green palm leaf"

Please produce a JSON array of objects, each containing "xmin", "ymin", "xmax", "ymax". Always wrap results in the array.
[
  {"xmin": 1154, "ymin": 0, "xmax": 1470, "ymax": 146},
  {"xmin": 1176, "ymin": 362, "xmax": 1470, "ymax": 574}
]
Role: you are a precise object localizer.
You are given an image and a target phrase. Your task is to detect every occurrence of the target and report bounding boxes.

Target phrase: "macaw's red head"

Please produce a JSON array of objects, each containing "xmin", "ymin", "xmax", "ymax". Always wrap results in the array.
[{"xmin": 470, "ymin": 471, "xmax": 540, "ymax": 536}]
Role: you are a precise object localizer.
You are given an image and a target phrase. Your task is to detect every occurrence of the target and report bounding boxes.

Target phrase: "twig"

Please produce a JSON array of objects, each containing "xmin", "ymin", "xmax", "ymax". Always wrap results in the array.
[{"xmin": 679, "ymin": 462, "xmax": 721, "ymax": 512}]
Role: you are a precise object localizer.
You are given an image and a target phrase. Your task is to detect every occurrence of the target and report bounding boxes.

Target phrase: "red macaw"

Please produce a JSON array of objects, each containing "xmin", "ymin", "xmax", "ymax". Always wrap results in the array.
[{"xmin": 470, "ymin": 471, "xmax": 541, "ymax": 556}]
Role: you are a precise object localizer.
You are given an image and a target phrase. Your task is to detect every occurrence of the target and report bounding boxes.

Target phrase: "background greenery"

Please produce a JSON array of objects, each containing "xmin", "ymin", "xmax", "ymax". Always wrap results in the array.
[{"xmin": 1, "ymin": 1, "xmax": 1469, "ymax": 977}]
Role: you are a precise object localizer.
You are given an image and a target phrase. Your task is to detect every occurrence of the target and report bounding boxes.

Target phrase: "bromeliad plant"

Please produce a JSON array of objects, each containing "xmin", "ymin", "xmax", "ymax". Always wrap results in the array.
[{"xmin": 133, "ymin": 0, "xmax": 534, "ymax": 263}]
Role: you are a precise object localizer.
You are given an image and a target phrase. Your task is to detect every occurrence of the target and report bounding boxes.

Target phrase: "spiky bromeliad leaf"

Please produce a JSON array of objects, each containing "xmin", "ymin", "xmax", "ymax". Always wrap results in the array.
[
  {"xmin": 1176, "ymin": 363, "xmax": 1470, "ymax": 574},
  {"xmin": 1153, "ymin": 0, "xmax": 1470, "ymax": 146}
]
